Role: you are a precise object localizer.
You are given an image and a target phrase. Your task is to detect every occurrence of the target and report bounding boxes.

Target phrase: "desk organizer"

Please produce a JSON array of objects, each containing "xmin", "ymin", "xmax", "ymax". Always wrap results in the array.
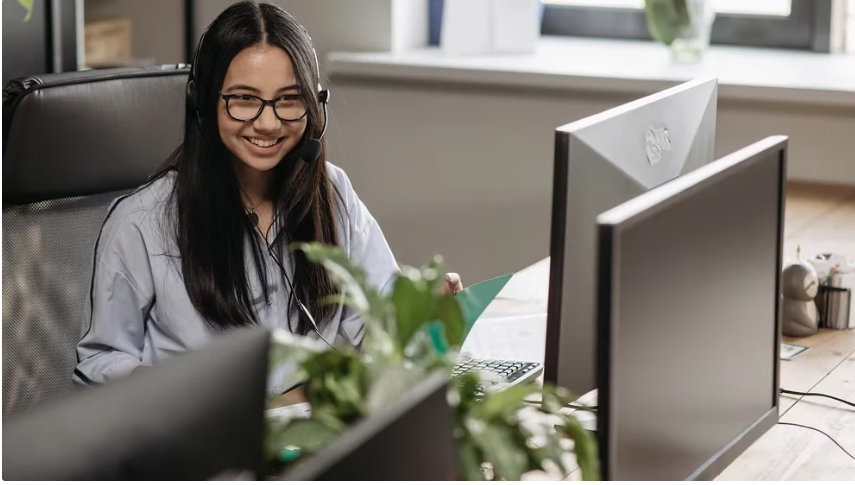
[{"xmin": 815, "ymin": 285, "xmax": 852, "ymax": 330}]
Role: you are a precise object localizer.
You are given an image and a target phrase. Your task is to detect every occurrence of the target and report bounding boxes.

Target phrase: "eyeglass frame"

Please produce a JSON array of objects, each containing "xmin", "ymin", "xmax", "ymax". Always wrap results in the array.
[{"xmin": 218, "ymin": 91, "xmax": 309, "ymax": 123}]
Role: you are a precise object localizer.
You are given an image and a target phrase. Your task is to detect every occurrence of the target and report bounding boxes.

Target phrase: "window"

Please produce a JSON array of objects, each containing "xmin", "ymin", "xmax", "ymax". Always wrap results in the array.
[{"xmin": 542, "ymin": 0, "xmax": 834, "ymax": 52}]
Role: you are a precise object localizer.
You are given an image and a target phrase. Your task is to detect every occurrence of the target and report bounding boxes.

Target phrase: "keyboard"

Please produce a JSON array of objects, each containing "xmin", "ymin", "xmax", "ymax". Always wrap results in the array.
[{"xmin": 452, "ymin": 357, "xmax": 543, "ymax": 393}]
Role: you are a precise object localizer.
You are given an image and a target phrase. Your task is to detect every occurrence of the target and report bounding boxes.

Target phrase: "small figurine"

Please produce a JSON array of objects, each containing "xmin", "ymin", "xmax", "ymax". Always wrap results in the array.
[{"xmin": 782, "ymin": 252, "xmax": 820, "ymax": 337}]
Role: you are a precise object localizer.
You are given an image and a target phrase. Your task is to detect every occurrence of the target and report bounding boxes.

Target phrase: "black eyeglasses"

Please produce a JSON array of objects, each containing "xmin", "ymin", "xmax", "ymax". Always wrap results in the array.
[{"xmin": 219, "ymin": 92, "xmax": 308, "ymax": 122}]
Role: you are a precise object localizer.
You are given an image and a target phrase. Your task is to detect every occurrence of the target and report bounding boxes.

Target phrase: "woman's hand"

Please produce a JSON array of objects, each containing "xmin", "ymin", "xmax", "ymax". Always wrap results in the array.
[
  {"xmin": 442, "ymin": 273, "xmax": 464, "ymax": 295},
  {"xmin": 267, "ymin": 385, "xmax": 308, "ymax": 409}
]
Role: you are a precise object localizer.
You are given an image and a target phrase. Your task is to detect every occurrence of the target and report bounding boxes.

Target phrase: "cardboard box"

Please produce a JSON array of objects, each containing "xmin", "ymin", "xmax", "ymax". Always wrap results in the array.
[{"xmin": 84, "ymin": 18, "xmax": 132, "ymax": 68}]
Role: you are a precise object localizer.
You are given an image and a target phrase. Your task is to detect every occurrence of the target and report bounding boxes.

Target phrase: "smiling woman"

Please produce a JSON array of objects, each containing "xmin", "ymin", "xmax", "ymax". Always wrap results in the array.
[{"xmin": 69, "ymin": 1, "xmax": 466, "ymax": 393}]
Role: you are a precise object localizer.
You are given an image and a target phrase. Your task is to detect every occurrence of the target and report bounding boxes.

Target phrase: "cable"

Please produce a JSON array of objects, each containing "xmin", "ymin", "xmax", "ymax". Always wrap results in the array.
[
  {"xmin": 248, "ymin": 217, "xmax": 339, "ymax": 353},
  {"xmin": 266, "ymin": 241, "xmax": 339, "ymax": 353},
  {"xmin": 780, "ymin": 388, "xmax": 855, "ymax": 409},
  {"xmin": 778, "ymin": 422, "xmax": 855, "ymax": 461},
  {"xmin": 521, "ymin": 397, "xmax": 598, "ymax": 412}
]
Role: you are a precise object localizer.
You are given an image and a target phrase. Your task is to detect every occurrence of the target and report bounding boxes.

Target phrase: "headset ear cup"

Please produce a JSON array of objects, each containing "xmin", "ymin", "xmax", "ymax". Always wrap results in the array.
[{"xmin": 186, "ymin": 80, "xmax": 197, "ymax": 109}]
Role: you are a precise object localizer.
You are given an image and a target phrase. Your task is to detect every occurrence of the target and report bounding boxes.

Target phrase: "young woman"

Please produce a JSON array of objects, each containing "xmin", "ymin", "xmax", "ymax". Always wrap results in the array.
[{"xmin": 73, "ymin": 0, "xmax": 462, "ymax": 391}]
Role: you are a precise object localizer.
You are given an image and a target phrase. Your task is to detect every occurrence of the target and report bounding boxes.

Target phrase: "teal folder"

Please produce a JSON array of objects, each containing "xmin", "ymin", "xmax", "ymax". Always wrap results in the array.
[{"xmin": 426, "ymin": 273, "xmax": 513, "ymax": 354}]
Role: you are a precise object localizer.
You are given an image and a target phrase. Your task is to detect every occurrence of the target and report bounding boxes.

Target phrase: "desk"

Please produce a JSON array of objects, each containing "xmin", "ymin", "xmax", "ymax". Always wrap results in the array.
[{"xmin": 471, "ymin": 255, "xmax": 855, "ymax": 480}]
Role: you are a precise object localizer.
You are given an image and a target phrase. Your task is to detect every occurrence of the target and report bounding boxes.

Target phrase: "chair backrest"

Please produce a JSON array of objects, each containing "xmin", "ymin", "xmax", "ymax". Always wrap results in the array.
[{"xmin": 2, "ymin": 65, "xmax": 190, "ymax": 417}]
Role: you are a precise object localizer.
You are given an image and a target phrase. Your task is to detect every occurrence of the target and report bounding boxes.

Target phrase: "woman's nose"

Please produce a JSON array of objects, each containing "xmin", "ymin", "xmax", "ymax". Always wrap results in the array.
[{"xmin": 253, "ymin": 104, "xmax": 280, "ymax": 132}]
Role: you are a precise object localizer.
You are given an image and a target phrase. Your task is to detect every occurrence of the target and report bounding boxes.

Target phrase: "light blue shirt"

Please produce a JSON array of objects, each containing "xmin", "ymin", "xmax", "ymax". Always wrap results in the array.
[{"xmin": 73, "ymin": 162, "xmax": 399, "ymax": 393}]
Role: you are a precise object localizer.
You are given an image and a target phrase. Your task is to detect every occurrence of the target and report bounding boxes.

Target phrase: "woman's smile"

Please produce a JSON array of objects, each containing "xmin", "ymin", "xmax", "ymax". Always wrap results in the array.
[{"xmin": 243, "ymin": 136, "xmax": 284, "ymax": 155}]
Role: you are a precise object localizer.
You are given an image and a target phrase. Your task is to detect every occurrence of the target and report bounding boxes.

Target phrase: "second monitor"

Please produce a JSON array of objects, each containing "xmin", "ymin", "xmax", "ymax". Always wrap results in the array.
[
  {"xmin": 595, "ymin": 136, "xmax": 787, "ymax": 480},
  {"xmin": 545, "ymin": 77, "xmax": 719, "ymax": 394}
]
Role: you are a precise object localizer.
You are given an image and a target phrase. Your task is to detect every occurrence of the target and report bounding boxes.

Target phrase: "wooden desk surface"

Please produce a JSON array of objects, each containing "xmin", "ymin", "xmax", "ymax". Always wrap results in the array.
[{"xmin": 474, "ymin": 182, "xmax": 855, "ymax": 481}]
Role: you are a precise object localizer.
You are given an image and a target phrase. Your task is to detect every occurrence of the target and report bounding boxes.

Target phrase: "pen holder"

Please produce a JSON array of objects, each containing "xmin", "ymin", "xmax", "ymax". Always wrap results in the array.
[{"xmin": 815, "ymin": 284, "xmax": 852, "ymax": 330}]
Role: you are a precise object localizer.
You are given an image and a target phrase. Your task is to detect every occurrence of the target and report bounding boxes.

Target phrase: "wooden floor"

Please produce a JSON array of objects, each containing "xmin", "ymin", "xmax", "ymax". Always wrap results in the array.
[{"xmin": 484, "ymin": 182, "xmax": 855, "ymax": 481}]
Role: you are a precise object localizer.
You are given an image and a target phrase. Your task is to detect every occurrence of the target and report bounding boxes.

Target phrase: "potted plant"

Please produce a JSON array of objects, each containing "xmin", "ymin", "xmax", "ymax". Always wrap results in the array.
[
  {"xmin": 645, "ymin": 0, "xmax": 716, "ymax": 62},
  {"xmin": 264, "ymin": 243, "xmax": 599, "ymax": 480}
]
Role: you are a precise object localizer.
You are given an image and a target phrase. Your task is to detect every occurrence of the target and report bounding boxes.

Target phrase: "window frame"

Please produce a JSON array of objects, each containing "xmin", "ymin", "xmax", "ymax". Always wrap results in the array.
[{"xmin": 541, "ymin": 0, "xmax": 833, "ymax": 52}]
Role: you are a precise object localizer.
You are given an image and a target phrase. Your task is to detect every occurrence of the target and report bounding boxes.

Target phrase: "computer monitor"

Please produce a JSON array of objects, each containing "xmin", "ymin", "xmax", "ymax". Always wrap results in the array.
[
  {"xmin": 545, "ymin": 77, "xmax": 719, "ymax": 395},
  {"xmin": 279, "ymin": 371, "xmax": 456, "ymax": 480},
  {"xmin": 2, "ymin": 328, "xmax": 270, "ymax": 481},
  {"xmin": 595, "ymin": 136, "xmax": 787, "ymax": 480}
]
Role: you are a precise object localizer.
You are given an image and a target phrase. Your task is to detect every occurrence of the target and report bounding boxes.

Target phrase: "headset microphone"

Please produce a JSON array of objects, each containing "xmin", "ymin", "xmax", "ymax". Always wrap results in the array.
[{"xmin": 299, "ymin": 88, "xmax": 329, "ymax": 163}]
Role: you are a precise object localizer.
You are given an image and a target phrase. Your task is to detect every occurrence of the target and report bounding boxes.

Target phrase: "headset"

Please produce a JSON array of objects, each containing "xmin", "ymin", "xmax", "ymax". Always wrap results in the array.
[{"xmin": 186, "ymin": 6, "xmax": 337, "ymax": 351}]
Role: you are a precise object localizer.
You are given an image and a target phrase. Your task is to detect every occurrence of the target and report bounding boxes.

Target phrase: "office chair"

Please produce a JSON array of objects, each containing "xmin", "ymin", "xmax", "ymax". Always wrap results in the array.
[{"xmin": 2, "ymin": 65, "xmax": 190, "ymax": 417}]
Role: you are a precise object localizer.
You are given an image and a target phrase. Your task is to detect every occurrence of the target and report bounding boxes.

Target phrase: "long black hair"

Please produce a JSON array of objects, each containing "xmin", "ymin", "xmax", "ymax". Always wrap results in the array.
[{"xmin": 156, "ymin": 0, "xmax": 338, "ymax": 334}]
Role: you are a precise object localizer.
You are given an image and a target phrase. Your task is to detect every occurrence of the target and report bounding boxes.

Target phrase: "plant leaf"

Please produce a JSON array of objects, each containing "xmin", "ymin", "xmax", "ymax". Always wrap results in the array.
[
  {"xmin": 470, "ymin": 422, "xmax": 528, "ymax": 481},
  {"xmin": 644, "ymin": 0, "xmax": 691, "ymax": 46},
  {"xmin": 294, "ymin": 243, "xmax": 374, "ymax": 312},
  {"xmin": 18, "ymin": 0, "xmax": 33, "ymax": 22},
  {"xmin": 323, "ymin": 371, "xmax": 364, "ymax": 410},
  {"xmin": 267, "ymin": 330, "xmax": 330, "ymax": 395},
  {"xmin": 559, "ymin": 416, "xmax": 600, "ymax": 481},
  {"xmin": 450, "ymin": 373, "xmax": 482, "ymax": 414},
  {"xmin": 458, "ymin": 440, "xmax": 486, "ymax": 481},
  {"xmin": 266, "ymin": 418, "xmax": 340, "ymax": 456},
  {"xmin": 392, "ymin": 275, "xmax": 435, "ymax": 350},
  {"xmin": 540, "ymin": 387, "xmax": 571, "ymax": 415},
  {"xmin": 541, "ymin": 432, "xmax": 570, "ymax": 477},
  {"xmin": 432, "ymin": 294, "xmax": 466, "ymax": 349},
  {"xmin": 299, "ymin": 349, "xmax": 367, "ymax": 422},
  {"xmin": 479, "ymin": 383, "xmax": 539, "ymax": 420}
]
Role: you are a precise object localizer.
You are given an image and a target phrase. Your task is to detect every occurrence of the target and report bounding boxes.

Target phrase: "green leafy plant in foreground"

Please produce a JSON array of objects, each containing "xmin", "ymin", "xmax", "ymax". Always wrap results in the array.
[{"xmin": 264, "ymin": 243, "xmax": 599, "ymax": 480}]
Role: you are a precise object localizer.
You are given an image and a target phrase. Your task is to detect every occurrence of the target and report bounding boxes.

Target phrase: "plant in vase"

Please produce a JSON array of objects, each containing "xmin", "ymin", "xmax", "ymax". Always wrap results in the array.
[
  {"xmin": 264, "ymin": 243, "xmax": 599, "ymax": 480},
  {"xmin": 645, "ymin": 0, "xmax": 716, "ymax": 62}
]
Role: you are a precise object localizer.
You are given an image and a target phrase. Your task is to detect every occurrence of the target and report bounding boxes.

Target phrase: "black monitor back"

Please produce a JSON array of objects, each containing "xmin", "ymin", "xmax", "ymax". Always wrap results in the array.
[
  {"xmin": 2, "ymin": 328, "xmax": 270, "ymax": 481},
  {"xmin": 280, "ymin": 371, "xmax": 457, "ymax": 480}
]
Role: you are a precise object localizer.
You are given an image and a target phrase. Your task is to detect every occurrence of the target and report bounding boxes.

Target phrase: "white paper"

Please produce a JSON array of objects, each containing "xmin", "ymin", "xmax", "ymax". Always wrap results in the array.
[{"xmin": 461, "ymin": 313, "xmax": 547, "ymax": 363}]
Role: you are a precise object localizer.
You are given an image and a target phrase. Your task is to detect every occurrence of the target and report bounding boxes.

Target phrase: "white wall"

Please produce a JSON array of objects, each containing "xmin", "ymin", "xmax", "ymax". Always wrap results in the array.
[
  {"xmin": 84, "ymin": 0, "xmax": 185, "ymax": 64},
  {"xmin": 323, "ymin": 80, "xmax": 630, "ymax": 282}
]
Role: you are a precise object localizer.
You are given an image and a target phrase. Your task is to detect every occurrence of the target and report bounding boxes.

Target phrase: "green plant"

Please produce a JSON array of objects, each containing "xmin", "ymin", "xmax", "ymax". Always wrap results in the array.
[
  {"xmin": 644, "ymin": 0, "xmax": 691, "ymax": 46},
  {"xmin": 264, "ymin": 243, "xmax": 599, "ymax": 480}
]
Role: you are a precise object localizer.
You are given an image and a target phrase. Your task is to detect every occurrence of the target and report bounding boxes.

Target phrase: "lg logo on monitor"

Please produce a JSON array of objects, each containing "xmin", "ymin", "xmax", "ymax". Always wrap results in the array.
[{"xmin": 645, "ymin": 123, "xmax": 672, "ymax": 167}]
